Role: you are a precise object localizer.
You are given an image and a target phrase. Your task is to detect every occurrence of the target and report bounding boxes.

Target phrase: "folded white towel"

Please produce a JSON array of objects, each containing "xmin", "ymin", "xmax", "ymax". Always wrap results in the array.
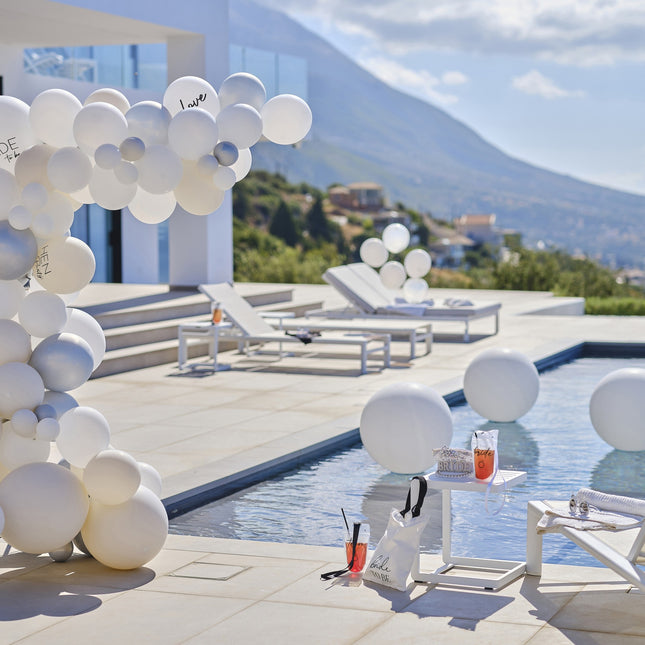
[
  {"xmin": 577, "ymin": 487, "xmax": 645, "ymax": 517},
  {"xmin": 537, "ymin": 500, "xmax": 644, "ymax": 534},
  {"xmin": 443, "ymin": 298, "xmax": 474, "ymax": 307}
]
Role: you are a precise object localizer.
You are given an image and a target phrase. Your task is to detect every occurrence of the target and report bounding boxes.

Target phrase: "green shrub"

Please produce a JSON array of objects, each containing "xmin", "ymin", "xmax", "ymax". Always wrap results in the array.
[{"xmin": 585, "ymin": 298, "xmax": 645, "ymax": 316}]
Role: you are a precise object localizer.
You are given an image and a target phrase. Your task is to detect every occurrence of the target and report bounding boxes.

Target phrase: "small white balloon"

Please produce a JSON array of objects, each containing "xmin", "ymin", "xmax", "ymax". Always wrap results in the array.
[
  {"xmin": 138, "ymin": 461, "xmax": 163, "ymax": 497},
  {"xmin": 174, "ymin": 161, "xmax": 225, "ymax": 216},
  {"xmin": 404, "ymin": 249, "xmax": 432, "ymax": 278},
  {"xmin": 14, "ymin": 144, "xmax": 56, "ymax": 190},
  {"xmin": 128, "ymin": 187, "xmax": 177, "ymax": 225},
  {"xmin": 36, "ymin": 417, "xmax": 60, "ymax": 442},
  {"xmin": 135, "ymin": 145, "xmax": 183, "ymax": 194},
  {"xmin": 197, "ymin": 154, "xmax": 219, "ymax": 177},
  {"xmin": 216, "ymin": 104, "xmax": 263, "ymax": 149},
  {"xmin": 84, "ymin": 88, "xmax": 130, "ymax": 114},
  {"xmin": 219, "ymin": 72, "xmax": 266, "ymax": 110},
  {"xmin": 213, "ymin": 141, "xmax": 239, "ymax": 166},
  {"xmin": 119, "ymin": 136, "xmax": 145, "ymax": 161},
  {"xmin": 382, "ymin": 223, "xmax": 410, "ymax": 254},
  {"xmin": 125, "ymin": 101, "xmax": 171, "ymax": 146},
  {"xmin": 10, "ymin": 408, "xmax": 38, "ymax": 438},
  {"xmin": 21, "ymin": 182, "xmax": 48, "ymax": 213},
  {"xmin": 57, "ymin": 406, "xmax": 111, "ymax": 469},
  {"xmin": 46, "ymin": 147, "xmax": 93, "ymax": 194},
  {"xmin": 43, "ymin": 390, "xmax": 78, "ymax": 419},
  {"xmin": 49, "ymin": 542, "xmax": 74, "ymax": 562},
  {"xmin": 261, "ymin": 94, "xmax": 312, "ymax": 145},
  {"xmin": 94, "ymin": 143, "xmax": 121, "ymax": 170},
  {"xmin": 168, "ymin": 108, "xmax": 219, "ymax": 161},
  {"xmin": 379, "ymin": 261, "xmax": 406, "ymax": 290},
  {"xmin": 31, "ymin": 212, "xmax": 55, "ymax": 240},
  {"xmin": 114, "ymin": 160, "xmax": 138, "ymax": 185},
  {"xmin": 213, "ymin": 165, "xmax": 236, "ymax": 191},
  {"xmin": 19, "ymin": 289, "xmax": 67, "ymax": 338},
  {"xmin": 8, "ymin": 205, "xmax": 32, "ymax": 230},
  {"xmin": 360, "ymin": 238, "xmax": 388, "ymax": 268},
  {"xmin": 403, "ymin": 277, "xmax": 428, "ymax": 304},
  {"xmin": 163, "ymin": 76, "xmax": 220, "ymax": 118},
  {"xmin": 83, "ymin": 449, "xmax": 141, "ymax": 505}
]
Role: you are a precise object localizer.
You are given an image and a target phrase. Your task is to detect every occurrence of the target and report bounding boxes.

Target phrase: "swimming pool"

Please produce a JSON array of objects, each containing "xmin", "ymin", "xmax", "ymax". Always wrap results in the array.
[{"xmin": 169, "ymin": 355, "xmax": 645, "ymax": 567}]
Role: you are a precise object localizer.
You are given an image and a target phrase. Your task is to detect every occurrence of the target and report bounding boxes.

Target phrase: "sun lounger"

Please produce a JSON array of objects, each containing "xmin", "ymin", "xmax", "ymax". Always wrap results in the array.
[
  {"xmin": 318, "ymin": 263, "xmax": 501, "ymax": 342},
  {"xmin": 178, "ymin": 283, "xmax": 391, "ymax": 374}
]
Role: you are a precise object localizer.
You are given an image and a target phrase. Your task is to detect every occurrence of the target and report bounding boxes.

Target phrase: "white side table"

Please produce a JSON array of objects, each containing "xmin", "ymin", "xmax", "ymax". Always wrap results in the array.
[
  {"xmin": 412, "ymin": 469, "xmax": 527, "ymax": 590},
  {"xmin": 177, "ymin": 321, "xmax": 233, "ymax": 371}
]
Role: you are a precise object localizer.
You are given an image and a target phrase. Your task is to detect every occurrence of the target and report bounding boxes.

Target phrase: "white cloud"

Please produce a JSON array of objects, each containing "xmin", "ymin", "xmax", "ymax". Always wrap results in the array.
[
  {"xmin": 441, "ymin": 70, "xmax": 469, "ymax": 85},
  {"xmin": 512, "ymin": 70, "xmax": 585, "ymax": 99},
  {"xmin": 357, "ymin": 56, "xmax": 462, "ymax": 105},
  {"xmin": 255, "ymin": 0, "xmax": 645, "ymax": 67}
]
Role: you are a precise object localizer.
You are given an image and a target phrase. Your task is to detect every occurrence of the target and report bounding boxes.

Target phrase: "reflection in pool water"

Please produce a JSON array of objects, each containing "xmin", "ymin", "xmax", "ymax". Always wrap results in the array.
[{"xmin": 169, "ymin": 357, "xmax": 645, "ymax": 567}]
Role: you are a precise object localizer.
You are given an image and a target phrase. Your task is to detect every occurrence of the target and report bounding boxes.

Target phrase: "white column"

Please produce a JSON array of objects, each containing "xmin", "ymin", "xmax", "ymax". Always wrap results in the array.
[{"xmin": 121, "ymin": 209, "xmax": 159, "ymax": 283}]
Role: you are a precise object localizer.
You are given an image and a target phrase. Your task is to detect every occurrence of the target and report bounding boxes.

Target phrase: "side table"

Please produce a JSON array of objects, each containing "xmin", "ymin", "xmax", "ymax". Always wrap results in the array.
[
  {"xmin": 177, "ymin": 321, "xmax": 233, "ymax": 371},
  {"xmin": 412, "ymin": 469, "xmax": 527, "ymax": 590}
]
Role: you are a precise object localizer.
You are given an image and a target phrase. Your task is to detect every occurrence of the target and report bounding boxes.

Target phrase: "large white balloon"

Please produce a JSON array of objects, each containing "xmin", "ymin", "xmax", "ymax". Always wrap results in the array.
[
  {"xmin": 404, "ymin": 249, "xmax": 432, "ymax": 278},
  {"xmin": 81, "ymin": 486, "xmax": 168, "ymax": 569},
  {"xmin": 229, "ymin": 147, "xmax": 253, "ymax": 182},
  {"xmin": 138, "ymin": 461, "xmax": 163, "ymax": 497},
  {"xmin": 47, "ymin": 147, "xmax": 92, "ymax": 194},
  {"xmin": 219, "ymin": 72, "xmax": 266, "ymax": 110},
  {"xmin": 128, "ymin": 188, "xmax": 177, "ymax": 225},
  {"xmin": 135, "ymin": 145, "xmax": 183, "ymax": 194},
  {"xmin": 0, "ymin": 319, "xmax": 31, "ymax": 364},
  {"xmin": 84, "ymin": 88, "xmax": 130, "ymax": 115},
  {"xmin": 29, "ymin": 332, "xmax": 94, "ymax": 392},
  {"xmin": 83, "ymin": 449, "xmax": 141, "ymax": 505},
  {"xmin": 0, "ymin": 220, "xmax": 38, "ymax": 280},
  {"xmin": 168, "ymin": 108, "xmax": 219, "ymax": 160},
  {"xmin": 261, "ymin": 94, "xmax": 312, "ymax": 145},
  {"xmin": 0, "ymin": 462, "xmax": 88, "ymax": 554},
  {"xmin": 40, "ymin": 191, "xmax": 76, "ymax": 239},
  {"xmin": 21, "ymin": 182, "xmax": 48, "ymax": 213},
  {"xmin": 379, "ymin": 261, "xmax": 406, "ymax": 290},
  {"xmin": 174, "ymin": 161, "xmax": 225, "ymax": 216},
  {"xmin": 43, "ymin": 390, "xmax": 78, "ymax": 419},
  {"xmin": 464, "ymin": 348, "xmax": 540, "ymax": 422},
  {"xmin": 73, "ymin": 102, "xmax": 128, "ymax": 155},
  {"xmin": 382, "ymin": 223, "xmax": 410, "ymax": 254},
  {"xmin": 29, "ymin": 89, "xmax": 82, "ymax": 148},
  {"xmin": 126, "ymin": 101, "xmax": 171, "ymax": 146},
  {"xmin": 62, "ymin": 308, "xmax": 106, "ymax": 370},
  {"xmin": 590, "ymin": 368, "xmax": 645, "ymax": 451},
  {"xmin": 32, "ymin": 236, "xmax": 96, "ymax": 294},
  {"xmin": 216, "ymin": 104, "xmax": 263, "ymax": 149},
  {"xmin": 163, "ymin": 76, "xmax": 220, "ymax": 118},
  {"xmin": 360, "ymin": 382, "xmax": 453, "ymax": 474},
  {"xmin": 13, "ymin": 144, "xmax": 55, "ymax": 190},
  {"xmin": 0, "ymin": 420, "xmax": 50, "ymax": 470},
  {"xmin": 0, "ymin": 279, "xmax": 25, "ymax": 319},
  {"xmin": 0, "ymin": 96, "xmax": 39, "ymax": 173},
  {"xmin": 57, "ymin": 406, "xmax": 111, "ymax": 468},
  {"xmin": 360, "ymin": 238, "xmax": 388, "ymax": 268},
  {"xmin": 19, "ymin": 290, "xmax": 67, "ymax": 338},
  {"xmin": 89, "ymin": 166, "xmax": 137, "ymax": 210},
  {"xmin": 0, "ymin": 362, "xmax": 44, "ymax": 419}
]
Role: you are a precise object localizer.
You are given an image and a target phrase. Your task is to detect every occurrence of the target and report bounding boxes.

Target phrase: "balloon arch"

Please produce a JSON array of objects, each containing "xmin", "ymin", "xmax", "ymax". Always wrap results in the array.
[{"xmin": 0, "ymin": 73, "xmax": 312, "ymax": 569}]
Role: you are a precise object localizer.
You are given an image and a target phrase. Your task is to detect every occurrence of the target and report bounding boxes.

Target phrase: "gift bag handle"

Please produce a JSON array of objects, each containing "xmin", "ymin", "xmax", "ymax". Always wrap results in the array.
[
  {"xmin": 320, "ymin": 522, "xmax": 361, "ymax": 580},
  {"xmin": 400, "ymin": 476, "xmax": 428, "ymax": 518}
]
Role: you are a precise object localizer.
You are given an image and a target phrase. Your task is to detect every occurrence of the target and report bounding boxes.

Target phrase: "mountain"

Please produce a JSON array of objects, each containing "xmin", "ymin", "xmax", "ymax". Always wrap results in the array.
[{"xmin": 230, "ymin": 0, "xmax": 645, "ymax": 268}]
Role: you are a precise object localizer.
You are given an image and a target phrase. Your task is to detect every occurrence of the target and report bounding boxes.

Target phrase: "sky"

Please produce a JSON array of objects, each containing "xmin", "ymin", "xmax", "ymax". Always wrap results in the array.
[{"xmin": 255, "ymin": 0, "xmax": 645, "ymax": 196}]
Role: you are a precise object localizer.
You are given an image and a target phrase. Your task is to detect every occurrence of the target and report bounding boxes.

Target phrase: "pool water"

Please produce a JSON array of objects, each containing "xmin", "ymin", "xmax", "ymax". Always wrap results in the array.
[{"xmin": 169, "ymin": 357, "xmax": 645, "ymax": 567}]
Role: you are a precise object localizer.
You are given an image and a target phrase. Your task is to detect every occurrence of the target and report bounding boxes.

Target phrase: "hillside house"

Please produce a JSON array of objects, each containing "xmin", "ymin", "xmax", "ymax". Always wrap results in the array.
[
  {"xmin": 427, "ymin": 221, "xmax": 475, "ymax": 267},
  {"xmin": 329, "ymin": 182, "xmax": 385, "ymax": 211},
  {"xmin": 454, "ymin": 213, "xmax": 504, "ymax": 246}
]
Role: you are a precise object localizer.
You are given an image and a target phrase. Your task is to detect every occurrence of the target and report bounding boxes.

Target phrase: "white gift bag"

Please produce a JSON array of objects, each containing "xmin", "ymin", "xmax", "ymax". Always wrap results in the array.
[{"xmin": 362, "ymin": 476, "xmax": 429, "ymax": 591}]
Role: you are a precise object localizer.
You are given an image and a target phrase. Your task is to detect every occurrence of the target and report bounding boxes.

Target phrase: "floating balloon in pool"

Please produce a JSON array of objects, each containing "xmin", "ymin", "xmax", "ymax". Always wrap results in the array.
[
  {"xmin": 590, "ymin": 368, "xmax": 645, "ymax": 451},
  {"xmin": 360, "ymin": 382, "xmax": 453, "ymax": 474},
  {"xmin": 464, "ymin": 348, "xmax": 539, "ymax": 422}
]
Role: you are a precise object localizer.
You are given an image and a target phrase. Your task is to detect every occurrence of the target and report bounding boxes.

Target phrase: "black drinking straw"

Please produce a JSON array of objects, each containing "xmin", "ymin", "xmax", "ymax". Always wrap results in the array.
[{"xmin": 341, "ymin": 508, "xmax": 350, "ymax": 533}]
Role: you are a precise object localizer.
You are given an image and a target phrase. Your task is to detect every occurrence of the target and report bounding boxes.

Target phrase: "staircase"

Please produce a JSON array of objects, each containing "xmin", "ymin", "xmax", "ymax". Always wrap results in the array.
[{"xmin": 82, "ymin": 285, "xmax": 324, "ymax": 378}]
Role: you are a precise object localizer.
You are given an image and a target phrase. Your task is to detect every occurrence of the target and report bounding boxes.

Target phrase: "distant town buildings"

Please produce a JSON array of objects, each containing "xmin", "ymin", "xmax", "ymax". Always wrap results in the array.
[
  {"xmin": 329, "ymin": 182, "xmax": 386, "ymax": 210},
  {"xmin": 453, "ymin": 213, "xmax": 504, "ymax": 246}
]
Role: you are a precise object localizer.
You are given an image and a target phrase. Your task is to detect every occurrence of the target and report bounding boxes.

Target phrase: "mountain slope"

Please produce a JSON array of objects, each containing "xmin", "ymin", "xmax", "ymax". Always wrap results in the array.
[{"xmin": 230, "ymin": 0, "xmax": 645, "ymax": 268}]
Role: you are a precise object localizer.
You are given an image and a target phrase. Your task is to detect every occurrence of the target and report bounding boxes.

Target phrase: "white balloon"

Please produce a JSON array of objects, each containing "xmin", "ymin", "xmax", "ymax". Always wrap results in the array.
[
  {"xmin": 382, "ymin": 223, "xmax": 410, "ymax": 254},
  {"xmin": 29, "ymin": 332, "xmax": 94, "ymax": 392},
  {"xmin": 163, "ymin": 76, "xmax": 220, "ymax": 118},
  {"xmin": 94, "ymin": 143, "xmax": 121, "ymax": 170},
  {"xmin": 32, "ymin": 236, "xmax": 96, "ymax": 294},
  {"xmin": 174, "ymin": 161, "xmax": 225, "ymax": 216},
  {"xmin": 8, "ymin": 205, "xmax": 31, "ymax": 230},
  {"xmin": 126, "ymin": 101, "xmax": 171, "ymax": 146},
  {"xmin": 0, "ymin": 462, "xmax": 88, "ymax": 554},
  {"xmin": 19, "ymin": 290, "xmax": 67, "ymax": 338},
  {"xmin": 0, "ymin": 96, "xmax": 39, "ymax": 173},
  {"xmin": 403, "ymin": 277, "xmax": 428, "ymax": 304},
  {"xmin": 138, "ymin": 461, "xmax": 163, "ymax": 497},
  {"xmin": 14, "ymin": 144, "xmax": 55, "ymax": 190},
  {"xmin": 168, "ymin": 108, "xmax": 219, "ymax": 161},
  {"xmin": 0, "ymin": 169, "xmax": 18, "ymax": 214},
  {"xmin": 10, "ymin": 409, "xmax": 38, "ymax": 438},
  {"xmin": 89, "ymin": 166, "xmax": 137, "ymax": 210},
  {"xmin": 128, "ymin": 188, "xmax": 177, "ymax": 225},
  {"xmin": 196, "ymin": 154, "xmax": 219, "ymax": 177},
  {"xmin": 360, "ymin": 238, "xmax": 388, "ymax": 268},
  {"xmin": 464, "ymin": 348, "xmax": 540, "ymax": 422},
  {"xmin": 62, "ymin": 308, "xmax": 106, "ymax": 370},
  {"xmin": 81, "ymin": 486, "xmax": 168, "ymax": 569},
  {"xmin": 0, "ymin": 362, "xmax": 44, "ymax": 418},
  {"xmin": 43, "ymin": 390, "xmax": 78, "ymax": 419},
  {"xmin": 0, "ymin": 319, "xmax": 31, "ymax": 364},
  {"xmin": 0, "ymin": 220, "xmax": 38, "ymax": 280},
  {"xmin": 29, "ymin": 89, "xmax": 82, "ymax": 148},
  {"xmin": 379, "ymin": 261, "xmax": 406, "ymax": 290},
  {"xmin": 590, "ymin": 368, "xmax": 645, "ymax": 451},
  {"xmin": 40, "ymin": 191, "xmax": 75, "ymax": 239},
  {"xmin": 135, "ymin": 144, "xmax": 183, "ymax": 194},
  {"xmin": 404, "ymin": 249, "xmax": 432, "ymax": 278},
  {"xmin": 57, "ymin": 406, "xmax": 111, "ymax": 468},
  {"xmin": 229, "ymin": 148, "xmax": 253, "ymax": 182},
  {"xmin": 73, "ymin": 102, "xmax": 128, "ymax": 155},
  {"xmin": 0, "ymin": 279, "xmax": 25, "ymax": 318},
  {"xmin": 114, "ymin": 160, "xmax": 138, "ymax": 185},
  {"xmin": 31, "ymin": 212, "xmax": 54, "ymax": 240},
  {"xmin": 119, "ymin": 137, "xmax": 145, "ymax": 162},
  {"xmin": 261, "ymin": 94, "xmax": 312, "ymax": 145},
  {"xmin": 0, "ymin": 420, "xmax": 50, "ymax": 470},
  {"xmin": 69, "ymin": 184, "xmax": 94, "ymax": 205},
  {"xmin": 84, "ymin": 88, "xmax": 130, "ymax": 114},
  {"xmin": 360, "ymin": 382, "xmax": 453, "ymax": 474},
  {"xmin": 216, "ymin": 104, "xmax": 263, "ymax": 149},
  {"xmin": 21, "ymin": 182, "xmax": 48, "ymax": 213},
  {"xmin": 219, "ymin": 72, "xmax": 266, "ymax": 111},
  {"xmin": 36, "ymin": 417, "xmax": 60, "ymax": 441},
  {"xmin": 213, "ymin": 165, "xmax": 236, "ymax": 190},
  {"xmin": 46, "ymin": 147, "xmax": 92, "ymax": 194},
  {"xmin": 84, "ymin": 449, "xmax": 141, "ymax": 505}
]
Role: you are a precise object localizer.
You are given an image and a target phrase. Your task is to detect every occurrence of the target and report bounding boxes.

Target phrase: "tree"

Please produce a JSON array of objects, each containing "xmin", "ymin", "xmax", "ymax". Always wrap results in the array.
[
  {"xmin": 306, "ymin": 195, "xmax": 333, "ymax": 243},
  {"xmin": 269, "ymin": 199, "xmax": 299, "ymax": 247}
]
